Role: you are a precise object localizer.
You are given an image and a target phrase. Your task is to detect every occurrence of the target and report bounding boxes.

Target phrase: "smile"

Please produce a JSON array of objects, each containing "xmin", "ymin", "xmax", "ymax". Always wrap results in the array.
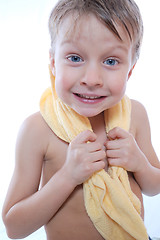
[
  {"xmin": 73, "ymin": 93, "xmax": 106, "ymax": 104},
  {"xmin": 76, "ymin": 93, "xmax": 103, "ymax": 100}
]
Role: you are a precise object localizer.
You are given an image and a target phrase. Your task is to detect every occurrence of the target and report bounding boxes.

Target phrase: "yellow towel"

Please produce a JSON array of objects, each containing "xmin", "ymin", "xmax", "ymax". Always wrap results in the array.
[{"xmin": 40, "ymin": 70, "xmax": 148, "ymax": 240}]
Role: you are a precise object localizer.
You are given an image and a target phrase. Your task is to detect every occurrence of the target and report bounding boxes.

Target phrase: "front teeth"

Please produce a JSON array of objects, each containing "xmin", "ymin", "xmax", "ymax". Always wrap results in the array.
[{"xmin": 77, "ymin": 94, "xmax": 100, "ymax": 99}]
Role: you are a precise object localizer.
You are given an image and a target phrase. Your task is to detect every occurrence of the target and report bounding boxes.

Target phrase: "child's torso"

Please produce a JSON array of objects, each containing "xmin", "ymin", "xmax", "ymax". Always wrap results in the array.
[{"xmin": 40, "ymin": 112, "xmax": 144, "ymax": 240}]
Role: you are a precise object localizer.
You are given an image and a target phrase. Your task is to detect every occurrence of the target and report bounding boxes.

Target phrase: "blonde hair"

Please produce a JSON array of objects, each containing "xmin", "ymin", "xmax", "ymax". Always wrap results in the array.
[{"xmin": 49, "ymin": 0, "xmax": 143, "ymax": 60}]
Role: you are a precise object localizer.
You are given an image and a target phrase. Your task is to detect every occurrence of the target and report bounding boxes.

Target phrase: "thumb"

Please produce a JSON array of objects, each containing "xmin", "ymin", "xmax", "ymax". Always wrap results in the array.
[
  {"xmin": 107, "ymin": 127, "xmax": 128, "ymax": 140},
  {"xmin": 73, "ymin": 130, "xmax": 97, "ymax": 144}
]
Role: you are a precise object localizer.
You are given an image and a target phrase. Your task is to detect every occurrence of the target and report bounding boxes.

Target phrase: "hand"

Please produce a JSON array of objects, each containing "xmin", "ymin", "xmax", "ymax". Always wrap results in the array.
[
  {"xmin": 63, "ymin": 130, "xmax": 106, "ymax": 186},
  {"xmin": 105, "ymin": 127, "xmax": 146, "ymax": 172}
]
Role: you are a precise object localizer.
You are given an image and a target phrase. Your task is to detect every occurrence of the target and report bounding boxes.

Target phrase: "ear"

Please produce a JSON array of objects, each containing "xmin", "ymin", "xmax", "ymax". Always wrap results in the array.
[
  {"xmin": 49, "ymin": 49, "xmax": 56, "ymax": 76},
  {"xmin": 127, "ymin": 63, "xmax": 136, "ymax": 80}
]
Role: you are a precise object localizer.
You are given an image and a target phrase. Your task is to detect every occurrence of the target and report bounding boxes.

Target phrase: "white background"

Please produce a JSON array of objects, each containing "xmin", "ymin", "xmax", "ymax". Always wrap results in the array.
[{"xmin": 0, "ymin": 0, "xmax": 160, "ymax": 239}]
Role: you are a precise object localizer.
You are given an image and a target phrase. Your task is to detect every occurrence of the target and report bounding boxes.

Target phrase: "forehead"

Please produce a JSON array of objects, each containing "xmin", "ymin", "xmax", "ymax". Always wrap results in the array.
[
  {"xmin": 54, "ymin": 14, "xmax": 133, "ymax": 57},
  {"xmin": 56, "ymin": 13, "xmax": 132, "ymax": 47}
]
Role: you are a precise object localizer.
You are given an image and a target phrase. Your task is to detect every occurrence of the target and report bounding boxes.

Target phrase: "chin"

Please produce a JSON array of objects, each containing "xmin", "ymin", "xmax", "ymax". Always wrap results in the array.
[{"xmin": 73, "ymin": 108, "xmax": 104, "ymax": 118}]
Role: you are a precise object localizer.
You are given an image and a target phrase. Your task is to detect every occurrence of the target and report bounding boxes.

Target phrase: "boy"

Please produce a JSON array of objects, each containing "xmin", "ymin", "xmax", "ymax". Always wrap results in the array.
[{"xmin": 2, "ymin": 0, "xmax": 160, "ymax": 239}]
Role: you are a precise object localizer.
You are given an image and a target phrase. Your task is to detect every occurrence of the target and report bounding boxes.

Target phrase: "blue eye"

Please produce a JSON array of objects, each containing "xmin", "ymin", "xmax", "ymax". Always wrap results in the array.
[
  {"xmin": 68, "ymin": 55, "xmax": 82, "ymax": 62},
  {"xmin": 104, "ymin": 59, "xmax": 118, "ymax": 66}
]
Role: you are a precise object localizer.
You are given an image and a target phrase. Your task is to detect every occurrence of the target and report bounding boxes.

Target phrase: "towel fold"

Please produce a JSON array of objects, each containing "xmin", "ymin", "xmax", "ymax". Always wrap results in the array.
[{"xmin": 40, "ymin": 70, "xmax": 148, "ymax": 240}]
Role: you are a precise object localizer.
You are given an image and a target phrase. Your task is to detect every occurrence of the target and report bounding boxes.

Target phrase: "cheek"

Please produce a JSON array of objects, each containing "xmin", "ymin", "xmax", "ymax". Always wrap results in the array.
[
  {"xmin": 55, "ymin": 65, "xmax": 79, "ymax": 94},
  {"xmin": 55, "ymin": 72, "xmax": 72, "ymax": 100},
  {"xmin": 109, "ymin": 76, "xmax": 127, "ymax": 95},
  {"xmin": 55, "ymin": 76, "xmax": 65, "ymax": 96}
]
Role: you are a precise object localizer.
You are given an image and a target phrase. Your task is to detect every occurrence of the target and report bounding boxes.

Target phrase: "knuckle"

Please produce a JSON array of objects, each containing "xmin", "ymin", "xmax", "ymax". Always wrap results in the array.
[
  {"xmin": 85, "ymin": 130, "xmax": 95, "ymax": 138},
  {"xmin": 123, "ymin": 148, "xmax": 129, "ymax": 158},
  {"xmin": 83, "ymin": 155, "xmax": 90, "ymax": 163},
  {"xmin": 100, "ymin": 160, "xmax": 106, "ymax": 169},
  {"xmin": 108, "ymin": 158, "xmax": 114, "ymax": 166},
  {"xmin": 106, "ymin": 149, "xmax": 110, "ymax": 157},
  {"xmin": 85, "ymin": 129, "xmax": 92, "ymax": 135},
  {"xmin": 122, "ymin": 157, "xmax": 130, "ymax": 169},
  {"xmin": 115, "ymin": 126, "xmax": 120, "ymax": 131},
  {"xmin": 123, "ymin": 157, "xmax": 128, "ymax": 164},
  {"xmin": 82, "ymin": 130, "xmax": 91, "ymax": 138},
  {"xmin": 106, "ymin": 140, "xmax": 111, "ymax": 148},
  {"xmin": 114, "ymin": 127, "xmax": 121, "ymax": 134},
  {"xmin": 73, "ymin": 148, "xmax": 83, "ymax": 159},
  {"xmin": 95, "ymin": 142, "xmax": 102, "ymax": 150},
  {"xmin": 96, "ymin": 149, "xmax": 106, "ymax": 160},
  {"xmin": 101, "ymin": 150, "xmax": 106, "ymax": 158},
  {"xmin": 84, "ymin": 163, "xmax": 92, "ymax": 174},
  {"xmin": 126, "ymin": 141, "xmax": 130, "ymax": 149}
]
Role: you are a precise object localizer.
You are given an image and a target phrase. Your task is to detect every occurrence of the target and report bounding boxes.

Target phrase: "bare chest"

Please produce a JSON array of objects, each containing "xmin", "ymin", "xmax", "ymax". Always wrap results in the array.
[
  {"xmin": 41, "ymin": 132, "xmax": 108, "ymax": 240},
  {"xmin": 41, "ymin": 126, "xmax": 144, "ymax": 239}
]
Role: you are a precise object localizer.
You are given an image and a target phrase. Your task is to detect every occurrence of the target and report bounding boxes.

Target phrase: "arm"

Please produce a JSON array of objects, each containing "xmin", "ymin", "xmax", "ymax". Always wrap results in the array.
[
  {"xmin": 105, "ymin": 100, "xmax": 160, "ymax": 196},
  {"xmin": 2, "ymin": 113, "xmax": 105, "ymax": 239},
  {"xmin": 2, "ymin": 113, "xmax": 75, "ymax": 238},
  {"xmin": 131, "ymin": 100, "xmax": 160, "ymax": 195}
]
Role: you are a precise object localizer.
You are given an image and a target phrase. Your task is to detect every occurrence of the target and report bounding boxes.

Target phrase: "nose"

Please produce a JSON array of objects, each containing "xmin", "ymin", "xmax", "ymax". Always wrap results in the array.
[{"xmin": 80, "ymin": 64, "xmax": 103, "ymax": 88}]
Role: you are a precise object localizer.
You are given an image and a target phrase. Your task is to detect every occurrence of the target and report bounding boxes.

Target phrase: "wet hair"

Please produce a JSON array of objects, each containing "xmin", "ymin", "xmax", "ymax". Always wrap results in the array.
[{"xmin": 49, "ymin": 0, "xmax": 143, "ymax": 61}]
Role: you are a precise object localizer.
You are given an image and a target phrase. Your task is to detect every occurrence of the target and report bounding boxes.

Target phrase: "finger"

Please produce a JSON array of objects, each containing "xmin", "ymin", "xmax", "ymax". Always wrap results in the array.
[
  {"xmin": 90, "ymin": 149, "xmax": 106, "ymax": 161},
  {"xmin": 87, "ymin": 142, "xmax": 104, "ymax": 152},
  {"xmin": 73, "ymin": 130, "xmax": 97, "ymax": 144},
  {"xmin": 107, "ymin": 157, "xmax": 122, "ymax": 167},
  {"xmin": 105, "ymin": 138, "xmax": 125, "ymax": 150},
  {"xmin": 107, "ymin": 127, "xmax": 129, "ymax": 140},
  {"xmin": 89, "ymin": 160, "xmax": 106, "ymax": 174},
  {"xmin": 106, "ymin": 149, "xmax": 122, "ymax": 158}
]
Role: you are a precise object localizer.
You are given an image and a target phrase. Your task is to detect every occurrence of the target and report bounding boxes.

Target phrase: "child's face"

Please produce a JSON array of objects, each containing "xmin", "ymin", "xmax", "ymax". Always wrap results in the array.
[{"xmin": 51, "ymin": 14, "xmax": 134, "ymax": 117}]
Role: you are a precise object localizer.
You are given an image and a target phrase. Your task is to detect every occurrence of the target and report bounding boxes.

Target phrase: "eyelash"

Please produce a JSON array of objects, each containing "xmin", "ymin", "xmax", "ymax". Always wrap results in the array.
[
  {"xmin": 67, "ymin": 55, "xmax": 83, "ymax": 63},
  {"xmin": 66, "ymin": 55, "xmax": 119, "ymax": 66},
  {"xmin": 103, "ymin": 58, "xmax": 119, "ymax": 66}
]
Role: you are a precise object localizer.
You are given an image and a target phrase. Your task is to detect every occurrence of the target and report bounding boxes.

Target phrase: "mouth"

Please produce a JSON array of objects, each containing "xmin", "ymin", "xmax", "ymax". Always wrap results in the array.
[
  {"xmin": 73, "ymin": 93, "xmax": 106, "ymax": 103},
  {"xmin": 76, "ymin": 93, "xmax": 103, "ymax": 99}
]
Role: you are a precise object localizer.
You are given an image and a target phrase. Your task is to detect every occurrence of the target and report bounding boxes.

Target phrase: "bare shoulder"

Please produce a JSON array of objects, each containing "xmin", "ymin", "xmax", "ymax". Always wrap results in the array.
[
  {"xmin": 130, "ymin": 99, "xmax": 158, "ymax": 163},
  {"xmin": 20, "ymin": 111, "xmax": 50, "ymax": 134},
  {"xmin": 130, "ymin": 99, "xmax": 150, "ymax": 136},
  {"xmin": 18, "ymin": 112, "xmax": 50, "ymax": 140},
  {"xmin": 131, "ymin": 99, "xmax": 148, "ymax": 121},
  {"xmin": 16, "ymin": 112, "xmax": 58, "ymax": 158},
  {"xmin": 130, "ymin": 99, "xmax": 160, "ymax": 168}
]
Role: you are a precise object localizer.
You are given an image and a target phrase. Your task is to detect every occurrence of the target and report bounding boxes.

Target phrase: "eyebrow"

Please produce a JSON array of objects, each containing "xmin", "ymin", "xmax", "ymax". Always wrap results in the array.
[
  {"xmin": 60, "ymin": 40, "xmax": 76, "ymax": 46},
  {"xmin": 111, "ymin": 44, "xmax": 130, "ymax": 53},
  {"xmin": 61, "ymin": 39, "xmax": 129, "ymax": 53}
]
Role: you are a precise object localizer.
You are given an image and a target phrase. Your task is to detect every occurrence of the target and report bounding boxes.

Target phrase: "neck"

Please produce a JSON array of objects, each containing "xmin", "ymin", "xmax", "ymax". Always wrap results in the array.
[{"xmin": 89, "ymin": 112, "xmax": 106, "ymax": 135}]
